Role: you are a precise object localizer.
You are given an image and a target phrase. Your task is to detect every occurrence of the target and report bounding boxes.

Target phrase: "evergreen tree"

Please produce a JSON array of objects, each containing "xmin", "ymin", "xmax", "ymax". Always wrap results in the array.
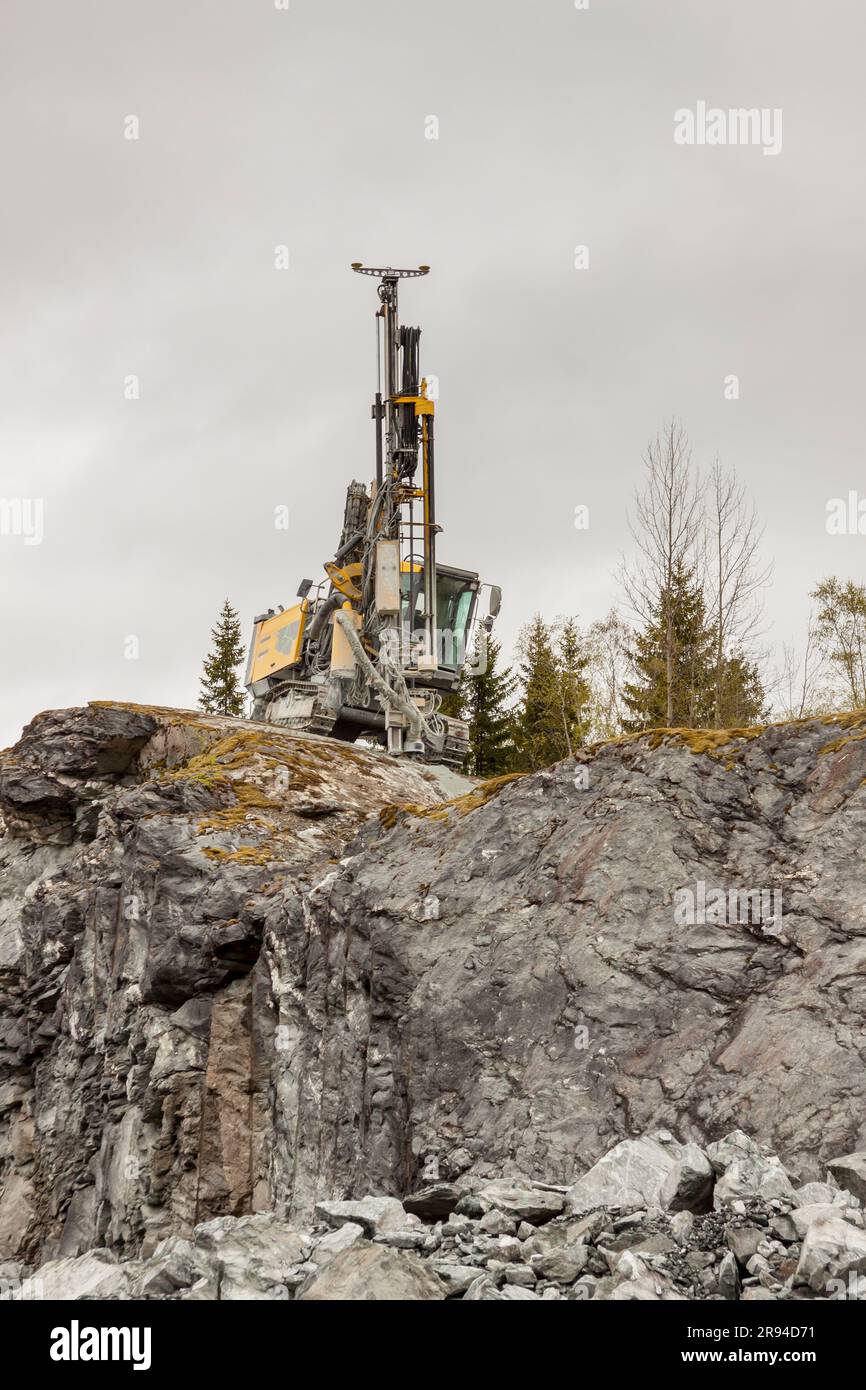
[
  {"xmin": 555, "ymin": 617, "xmax": 592, "ymax": 755},
  {"xmin": 463, "ymin": 634, "xmax": 518, "ymax": 776},
  {"xmin": 437, "ymin": 678, "xmax": 467, "ymax": 721},
  {"xmin": 716, "ymin": 652, "xmax": 767, "ymax": 726},
  {"xmin": 199, "ymin": 599, "xmax": 247, "ymax": 717},
  {"xmin": 515, "ymin": 615, "xmax": 561, "ymax": 769},
  {"xmin": 623, "ymin": 562, "xmax": 715, "ymax": 729}
]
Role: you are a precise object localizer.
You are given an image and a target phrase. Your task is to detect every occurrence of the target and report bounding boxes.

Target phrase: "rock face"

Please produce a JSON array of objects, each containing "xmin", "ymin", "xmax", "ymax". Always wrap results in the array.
[
  {"xmin": 0, "ymin": 703, "xmax": 448, "ymax": 1265},
  {"xmin": 1, "ymin": 702, "xmax": 866, "ymax": 1287}
]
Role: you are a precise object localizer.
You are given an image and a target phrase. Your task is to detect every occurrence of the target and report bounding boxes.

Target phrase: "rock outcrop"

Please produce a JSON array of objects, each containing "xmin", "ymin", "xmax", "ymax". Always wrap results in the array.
[{"xmin": 1, "ymin": 701, "xmax": 865, "ymax": 1297}]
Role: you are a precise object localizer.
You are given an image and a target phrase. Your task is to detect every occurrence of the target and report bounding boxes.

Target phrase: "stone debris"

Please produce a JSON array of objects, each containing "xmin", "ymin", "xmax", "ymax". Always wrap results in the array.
[{"xmin": 10, "ymin": 1129, "xmax": 864, "ymax": 1301}]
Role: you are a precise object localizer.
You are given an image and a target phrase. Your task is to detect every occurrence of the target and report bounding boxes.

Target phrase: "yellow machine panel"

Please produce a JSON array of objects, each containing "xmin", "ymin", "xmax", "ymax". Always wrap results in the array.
[
  {"xmin": 247, "ymin": 602, "xmax": 308, "ymax": 690},
  {"xmin": 330, "ymin": 603, "xmax": 362, "ymax": 678}
]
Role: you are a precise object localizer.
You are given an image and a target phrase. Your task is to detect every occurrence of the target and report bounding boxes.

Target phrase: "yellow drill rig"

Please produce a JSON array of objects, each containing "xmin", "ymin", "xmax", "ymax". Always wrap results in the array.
[{"xmin": 245, "ymin": 263, "xmax": 501, "ymax": 768}]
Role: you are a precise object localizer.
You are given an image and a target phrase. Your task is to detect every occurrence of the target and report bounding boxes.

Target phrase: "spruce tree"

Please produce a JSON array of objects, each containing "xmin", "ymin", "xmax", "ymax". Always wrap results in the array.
[
  {"xmin": 716, "ymin": 652, "xmax": 767, "ymax": 726},
  {"xmin": 623, "ymin": 562, "xmax": 715, "ymax": 729},
  {"xmin": 464, "ymin": 634, "xmax": 518, "ymax": 776},
  {"xmin": 555, "ymin": 617, "xmax": 591, "ymax": 755},
  {"xmin": 199, "ymin": 599, "xmax": 247, "ymax": 717},
  {"xmin": 516, "ymin": 615, "xmax": 564, "ymax": 769}
]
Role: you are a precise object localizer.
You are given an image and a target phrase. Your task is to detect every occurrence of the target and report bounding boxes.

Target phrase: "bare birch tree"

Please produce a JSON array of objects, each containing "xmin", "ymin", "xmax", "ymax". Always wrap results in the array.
[
  {"xmin": 703, "ymin": 458, "xmax": 773, "ymax": 724},
  {"xmin": 619, "ymin": 420, "xmax": 704, "ymax": 726},
  {"xmin": 585, "ymin": 608, "xmax": 632, "ymax": 739}
]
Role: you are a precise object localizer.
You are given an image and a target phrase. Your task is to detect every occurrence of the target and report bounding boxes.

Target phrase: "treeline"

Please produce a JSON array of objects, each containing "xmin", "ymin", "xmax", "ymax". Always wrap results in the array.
[{"xmin": 447, "ymin": 419, "xmax": 866, "ymax": 776}]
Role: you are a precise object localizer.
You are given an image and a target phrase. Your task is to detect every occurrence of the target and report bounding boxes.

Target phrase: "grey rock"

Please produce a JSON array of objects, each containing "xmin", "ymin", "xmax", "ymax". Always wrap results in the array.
[
  {"xmin": 463, "ymin": 1275, "xmax": 503, "ymax": 1301},
  {"xmin": 566, "ymin": 1135, "xmax": 681, "ymax": 1214},
  {"xmin": 714, "ymin": 1155, "xmax": 797, "ymax": 1208},
  {"xmin": 789, "ymin": 1204, "xmax": 861, "ymax": 1240},
  {"xmin": 795, "ymin": 1181, "xmax": 847, "ymax": 1206},
  {"xmin": 531, "ymin": 1245, "xmax": 588, "ymax": 1283},
  {"xmin": 33, "ymin": 1249, "xmax": 134, "ymax": 1301},
  {"xmin": 770, "ymin": 1213, "xmax": 799, "ymax": 1242},
  {"xmin": 478, "ymin": 1182, "xmax": 564, "ymax": 1225},
  {"xmin": 660, "ymin": 1143, "xmax": 714, "ymax": 1214},
  {"xmin": 706, "ymin": 1131, "xmax": 762, "ymax": 1176},
  {"xmin": 500, "ymin": 1284, "xmax": 540, "ymax": 1300},
  {"xmin": 669, "ymin": 1211, "xmax": 695, "ymax": 1244},
  {"xmin": 314, "ymin": 1197, "xmax": 416, "ymax": 1239},
  {"xmin": 299, "ymin": 1243, "xmax": 446, "ymax": 1301},
  {"xmin": 373, "ymin": 1230, "xmax": 427, "ymax": 1250},
  {"xmin": 402, "ymin": 1184, "xmax": 464, "ymax": 1221},
  {"xmin": 311, "ymin": 1222, "xmax": 366, "ymax": 1267},
  {"xmin": 493, "ymin": 1235, "xmax": 523, "ymax": 1263},
  {"xmin": 795, "ymin": 1217, "xmax": 866, "ymax": 1293},
  {"xmin": 686, "ymin": 1250, "xmax": 715, "ymax": 1270},
  {"xmin": 193, "ymin": 1215, "xmax": 312, "ymax": 1298},
  {"xmin": 827, "ymin": 1154, "xmax": 866, "ymax": 1206},
  {"xmin": 479, "ymin": 1208, "xmax": 517, "ymax": 1236},
  {"xmin": 132, "ymin": 1237, "xmax": 207, "ymax": 1298},
  {"xmin": 631, "ymin": 1234, "xmax": 677, "ymax": 1256},
  {"xmin": 504, "ymin": 1264, "xmax": 537, "ymax": 1287},
  {"xmin": 719, "ymin": 1251, "xmax": 740, "ymax": 1300},
  {"xmin": 727, "ymin": 1225, "xmax": 764, "ymax": 1266},
  {"xmin": 431, "ymin": 1262, "xmax": 482, "ymax": 1294}
]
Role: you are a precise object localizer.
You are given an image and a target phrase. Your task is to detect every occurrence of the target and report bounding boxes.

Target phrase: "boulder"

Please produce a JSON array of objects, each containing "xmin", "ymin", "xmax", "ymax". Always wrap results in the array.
[
  {"xmin": 713, "ymin": 1155, "xmax": 796, "ymax": 1208},
  {"xmin": 132, "ymin": 1237, "xmax": 209, "ymax": 1299},
  {"xmin": 827, "ymin": 1153, "xmax": 866, "ymax": 1206},
  {"xmin": 310, "ymin": 1222, "xmax": 366, "ymax": 1267},
  {"xmin": 794, "ymin": 1181, "xmax": 850, "ymax": 1207},
  {"xmin": 192, "ymin": 1214, "xmax": 311, "ymax": 1298},
  {"xmin": 314, "ymin": 1196, "xmax": 418, "ymax": 1238},
  {"xmin": 727, "ymin": 1225, "xmax": 764, "ymax": 1266},
  {"xmin": 566, "ymin": 1135, "xmax": 681, "ymax": 1214},
  {"xmin": 33, "ymin": 1250, "xmax": 135, "ymax": 1301},
  {"xmin": 299, "ymin": 1244, "xmax": 446, "ymax": 1300},
  {"xmin": 706, "ymin": 1130, "xmax": 761, "ymax": 1175},
  {"xmin": 430, "ymin": 1263, "xmax": 482, "ymax": 1294},
  {"xmin": 530, "ymin": 1245, "xmax": 589, "ymax": 1283},
  {"xmin": 795, "ymin": 1217, "xmax": 866, "ymax": 1293},
  {"xmin": 789, "ymin": 1204, "xmax": 861, "ymax": 1241},
  {"xmin": 402, "ymin": 1184, "xmax": 464, "ymax": 1221},
  {"xmin": 477, "ymin": 1182, "xmax": 564, "ymax": 1225},
  {"xmin": 463, "ymin": 1275, "xmax": 504, "ymax": 1301}
]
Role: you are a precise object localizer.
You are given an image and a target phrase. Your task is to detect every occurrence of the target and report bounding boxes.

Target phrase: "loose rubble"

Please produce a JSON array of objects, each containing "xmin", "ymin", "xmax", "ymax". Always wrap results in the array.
[{"xmin": 5, "ymin": 1131, "xmax": 864, "ymax": 1301}]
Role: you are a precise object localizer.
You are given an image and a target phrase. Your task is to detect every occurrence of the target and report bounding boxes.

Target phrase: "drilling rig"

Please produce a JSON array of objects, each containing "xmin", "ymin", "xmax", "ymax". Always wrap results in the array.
[{"xmin": 244, "ymin": 264, "xmax": 500, "ymax": 767}]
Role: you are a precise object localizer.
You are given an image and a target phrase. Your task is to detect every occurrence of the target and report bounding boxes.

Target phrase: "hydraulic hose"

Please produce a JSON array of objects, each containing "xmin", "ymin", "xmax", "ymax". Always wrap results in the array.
[{"xmin": 334, "ymin": 611, "xmax": 445, "ymax": 752}]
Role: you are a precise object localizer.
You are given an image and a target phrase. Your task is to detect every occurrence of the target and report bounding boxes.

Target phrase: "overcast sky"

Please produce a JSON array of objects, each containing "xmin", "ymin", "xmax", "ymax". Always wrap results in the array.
[{"xmin": 1, "ymin": 0, "xmax": 865, "ymax": 750}]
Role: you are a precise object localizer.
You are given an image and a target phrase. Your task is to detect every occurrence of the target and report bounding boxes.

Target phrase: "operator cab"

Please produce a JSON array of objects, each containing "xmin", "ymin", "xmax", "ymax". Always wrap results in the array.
[{"xmin": 400, "ymin": 563, "xmax": 479, "ymax": 686}]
